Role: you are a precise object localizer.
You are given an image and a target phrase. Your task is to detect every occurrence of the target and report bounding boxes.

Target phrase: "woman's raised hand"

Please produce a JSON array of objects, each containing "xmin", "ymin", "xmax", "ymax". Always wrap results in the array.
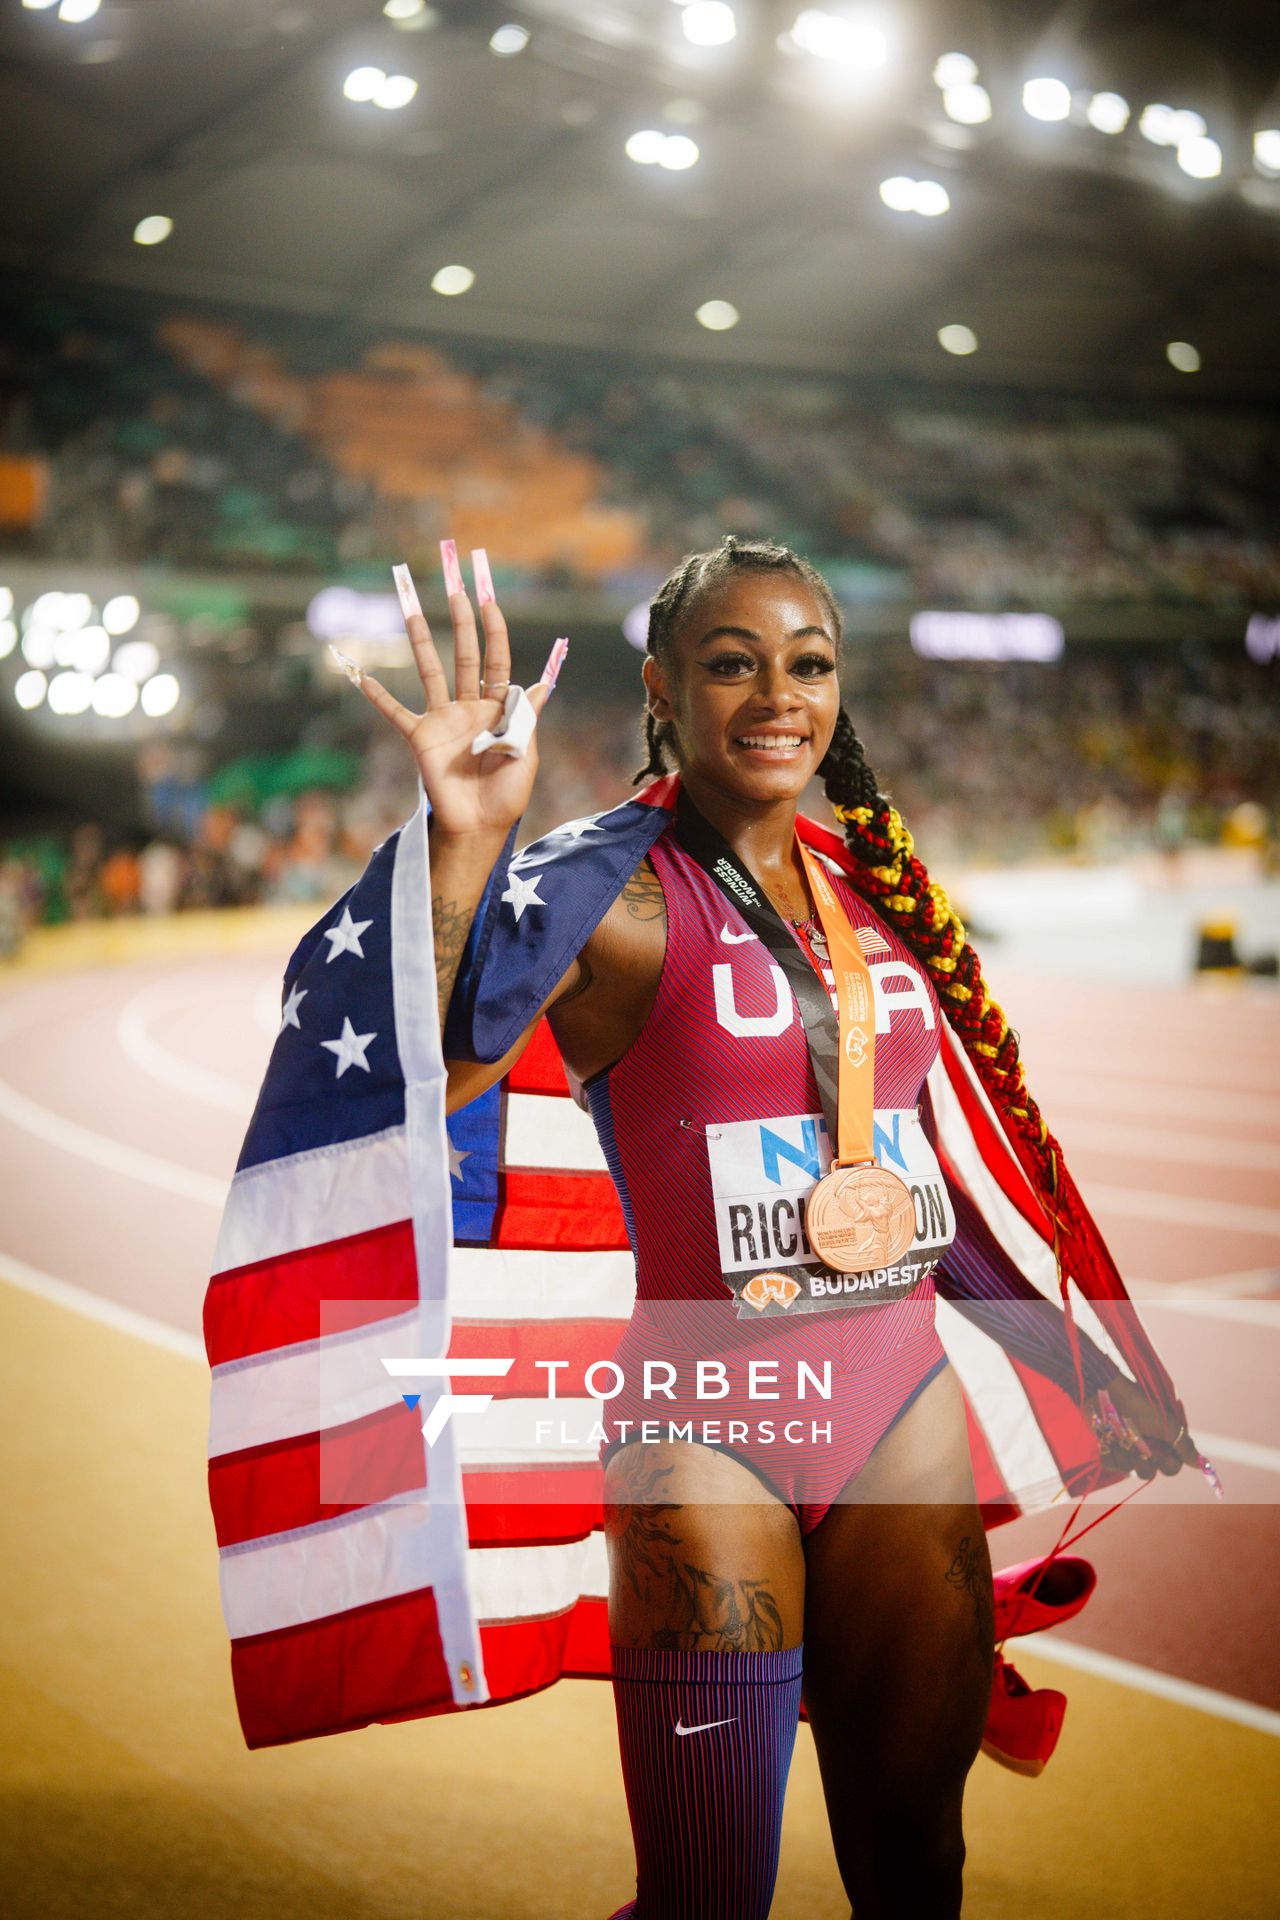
[{"xmin": 342, "ymin": 541, "xmax": 564, "ymax": 842}]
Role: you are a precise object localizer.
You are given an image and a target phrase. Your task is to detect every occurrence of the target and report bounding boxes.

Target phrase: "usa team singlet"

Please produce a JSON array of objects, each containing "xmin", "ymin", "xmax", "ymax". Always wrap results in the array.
[{"xmin": 584, "ymin": 826, "xmax": 956, "ymax": 1532}]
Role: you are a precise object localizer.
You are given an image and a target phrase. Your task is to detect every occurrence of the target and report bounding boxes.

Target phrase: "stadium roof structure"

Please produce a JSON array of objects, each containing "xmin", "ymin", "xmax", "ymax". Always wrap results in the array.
[{"xmin": 1, "ymin": 0, "xmax": 1279, "ymax": 398}]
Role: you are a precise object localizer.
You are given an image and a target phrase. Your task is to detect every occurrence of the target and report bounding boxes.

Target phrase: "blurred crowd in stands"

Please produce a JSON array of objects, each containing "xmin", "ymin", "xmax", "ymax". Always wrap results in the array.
[
  {"xmin": 2, "ymin": 295, "xmax": 1277, "ymax": 610},
  {"xmin": 2, "ymin": 647, "xmax": 1274, "ymax": 954}
]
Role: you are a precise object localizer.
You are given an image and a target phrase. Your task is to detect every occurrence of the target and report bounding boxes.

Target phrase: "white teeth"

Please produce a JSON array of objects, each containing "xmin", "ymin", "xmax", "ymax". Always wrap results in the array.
[{"xmin": 737, "ymin": 734, "xmax": 804, "ymax": 749}]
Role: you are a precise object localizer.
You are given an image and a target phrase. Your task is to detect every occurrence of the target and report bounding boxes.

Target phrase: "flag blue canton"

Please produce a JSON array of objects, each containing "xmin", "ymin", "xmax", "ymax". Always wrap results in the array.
[{"xmin": 236, "ymin": 831, "xmax": 406, "ymax": 1172}]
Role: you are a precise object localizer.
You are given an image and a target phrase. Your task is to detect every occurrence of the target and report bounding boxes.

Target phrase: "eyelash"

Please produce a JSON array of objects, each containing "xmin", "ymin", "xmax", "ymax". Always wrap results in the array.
[{"xmin": 705, "ymin": 652, "xmax": 836, "ymax": 679}]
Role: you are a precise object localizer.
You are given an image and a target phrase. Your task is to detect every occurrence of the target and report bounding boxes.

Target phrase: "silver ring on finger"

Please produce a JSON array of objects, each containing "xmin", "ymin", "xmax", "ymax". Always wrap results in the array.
[{"xmin": 482, "ymin": 680, "xmax": 511, "ymax": 696}]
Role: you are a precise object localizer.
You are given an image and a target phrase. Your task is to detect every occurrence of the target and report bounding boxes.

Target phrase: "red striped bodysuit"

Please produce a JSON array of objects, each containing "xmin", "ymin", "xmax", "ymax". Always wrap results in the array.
[{"xmin": 585, "ymin": 825, "xmax": 954, "ymax": 1533}]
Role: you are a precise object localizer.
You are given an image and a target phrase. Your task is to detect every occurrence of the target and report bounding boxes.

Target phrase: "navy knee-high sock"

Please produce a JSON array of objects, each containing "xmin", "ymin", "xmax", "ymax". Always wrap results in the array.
[{"xmin": 607, "ymin": 1644, "xmax": 804, "ymax": 1920}]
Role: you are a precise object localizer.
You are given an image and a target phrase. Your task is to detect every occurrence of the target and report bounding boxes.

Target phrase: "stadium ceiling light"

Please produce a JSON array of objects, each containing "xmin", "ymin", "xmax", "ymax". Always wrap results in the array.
[
  {"xmin": 789, "ymin": 9, "xmax": 888, "ymax": 72},
  {"xmin": 112, "ymin": 639, "xmax": 160, "ymax": 682},
  {"xmin": 58, "ymin": 0, "xmax": 101, "ymax": 18},
  {"xmin": 658, "ymin": 134, "xmax": 700, "ymax": 169},
  {"xmin": 489, "ymin": 23, "xmax": 530, "ymax": 56},
  {"xmin": 1166, "ymin": 340, "xmax": 1201, "ymax": 373},
  {"xmin": 1254, "ymin": 129, "xmax": 1280, "ymax": 174},
  {"xmin": 942, "ymin": 82, "xmax": 991, "ymax": 124},
  {"xmin": 66, "ymin": 625, "xmax": 111, "ymax": 673},
  {"xmin": 141, "ymin": 673, "xmax": 180, "ymax": 717},
  {"xmin": 879, "ymin": 176, "xmax": 950, "ymax": 215},
  {"xmin": 1177, "ymin": 134, "xmax": 1222, "ymax": 179},
  {"xmin": 625, "ymin": 129, "xmax": 667, "ymax": 165},
  {"xmin": 682, "ymin": 2, "xmax": 736, "ymax": 46},
  {"xmin": 133, "ymin": 215, "xmax": 173, "ymax": 246},
  {"xmin": 0, "ymin": 588, "xmax": 11, "ymax": 618},
  {"xmin": 938, "ymin": 322, "xmax": 978, "ymax": 355},
  {"xmin": 1022, "ymin": 77, "xmax": 1071, "ymax": 122},
  {"xmin": 933, "ymin": 52, "xmax": 977, "ymax": 90},
  {"xmin": 344, "ymin": 66, "xmax": 386, "ymax": 102},
  {"xmin": 56, "ymin": 591, "xmax": 92, "ymax": 627},
  {"xmin": 695, "ymin": 299, "xmax": 739, "ymax": 330},
  {"xmin": 22, "ymin": 1, "xmax": 59, "ymax": 10},
  {"xmin": 373, "ymin": 73, "xmax": 418, "ymax": 109},
  {"xmin": 47, "ymin": 670, "xmax": 94, "ymax": 715},
  {"xmin": 103, "ymin": 593, "xmax": 140, "ymax": 634},
  {"xmin": 431, "ymin": 263, "xmax": 475, "ymax": 295},
  {"xmin": 21, "ymin": 626, "xmax": 57, "ymax": 668},
  {"xmin": 91, "ymin": 672, "xmax": 139, "ymax": 718},
  {"xmin": 1140, "ymin": 103, "xmax": 1205, "ymax": 148},
  {"xmin": 1086, "ymin": 91, "xmax": 1129, "ymax": 135},
  {"xmin": 15, "ymin": 671, "xmax": 47, "ymax": 710},
  {"xmin": 0, "ymin": 621, "xmax": 16, "ymax": 661},
  {"xmin": 384, "ymin": 0, "xmax": 427, "ymax": 17}
]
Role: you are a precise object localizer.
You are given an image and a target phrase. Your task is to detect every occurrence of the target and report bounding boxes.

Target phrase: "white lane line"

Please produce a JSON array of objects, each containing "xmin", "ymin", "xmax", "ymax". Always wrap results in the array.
[
  {"xmin": 1058, "ymin": 1122, "xmax": 1278, "ymax": 1174},
  {"xmin": 1010, "ymin": 1633, "xmax": 1280, "ymax": 1738},
  {"xmin": 1044, "ymin": 1077, "xmax": 1280, "ymax": 1128},
  {"xmin": 0, "ymin": 1250, "xmax": 204, "ymax": 1360},
  {"xmin": 0, "ymin": 977, "xmax": 229, "ymax": 1206},
  {"xmin": 1086, "ymin": 1184, "xmax": 1280, "ymax": 1237},
  {"xmin": 116, "ymin": 978, "xmax": 260, "ymax": 1115}
]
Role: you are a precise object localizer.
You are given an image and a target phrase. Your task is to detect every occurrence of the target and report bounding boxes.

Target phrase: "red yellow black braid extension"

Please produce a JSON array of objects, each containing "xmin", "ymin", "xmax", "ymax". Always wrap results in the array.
[{"xmin": 818, "ymin": 707, "xmax": 1063, "ymax": 1207}]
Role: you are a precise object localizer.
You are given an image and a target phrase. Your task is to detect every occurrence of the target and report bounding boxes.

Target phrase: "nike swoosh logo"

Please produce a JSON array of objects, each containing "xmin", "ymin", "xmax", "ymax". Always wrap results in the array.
[
  {"xmin": 719, "ymin": 925, "xmax": 756, "ymax": 944},
  {"xmin": 674, "ymin": 1717, "xmax": 738, "ymax": 1736}
]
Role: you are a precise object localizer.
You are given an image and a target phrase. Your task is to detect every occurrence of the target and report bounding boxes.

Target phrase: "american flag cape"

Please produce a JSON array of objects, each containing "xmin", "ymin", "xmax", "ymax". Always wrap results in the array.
[{"xmin": 204, "ymin": 773, "xmax": 1180, "ymax": 1750}]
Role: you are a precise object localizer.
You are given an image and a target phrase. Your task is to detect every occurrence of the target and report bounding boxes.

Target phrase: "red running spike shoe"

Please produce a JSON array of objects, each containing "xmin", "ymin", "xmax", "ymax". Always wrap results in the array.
[
  {"xmin": 981, "ymin": 1651, "xmax": 1067, "ymax": 1777},
  {"xmin": 992, "ymin": 1553, "xmax": 1097, "ymax": 1642}
]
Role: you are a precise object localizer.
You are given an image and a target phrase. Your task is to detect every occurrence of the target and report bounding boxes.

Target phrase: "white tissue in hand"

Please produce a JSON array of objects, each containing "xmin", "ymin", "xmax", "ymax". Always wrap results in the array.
[{"xmin": 471, "ymin": 684, "xmax": 538, "ymax": 757}]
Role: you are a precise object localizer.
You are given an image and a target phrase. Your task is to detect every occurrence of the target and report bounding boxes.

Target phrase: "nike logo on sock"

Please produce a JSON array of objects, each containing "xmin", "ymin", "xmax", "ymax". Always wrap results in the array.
[
  {"xmin": 674, "ymin": 1717, "xmax": 738, "ymax": 1736},
  {"xmin": 719, "ymin": 925, "xmax": 755, "ymax": 944}
]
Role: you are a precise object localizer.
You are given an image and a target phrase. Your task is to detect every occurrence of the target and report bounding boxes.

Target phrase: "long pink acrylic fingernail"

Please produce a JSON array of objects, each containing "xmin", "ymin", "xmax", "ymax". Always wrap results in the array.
[
  {"xmin": 392, "ymin": 562, "xmax": 421, "ymax": 620},
  {"xmin": 440, "ymin": 538, "xmax": 465, "ymax": 598},
  {"xmin": 539, "ymin": 636, "xmax": 569, "ymax": 690},
  {"xmin": 471, "ymin": 548, "xmax": 495, "ymax": 607}
]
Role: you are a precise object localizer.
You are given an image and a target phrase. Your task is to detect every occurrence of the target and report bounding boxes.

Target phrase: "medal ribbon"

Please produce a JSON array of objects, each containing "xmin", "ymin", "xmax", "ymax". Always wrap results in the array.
[
  {"xmin": 796, "ymin": 841, "xmax": 878, "ymax": 1169},
  {"xmin": 672, "ymin": 791, "xmax": 877, "ymax": 1167}
]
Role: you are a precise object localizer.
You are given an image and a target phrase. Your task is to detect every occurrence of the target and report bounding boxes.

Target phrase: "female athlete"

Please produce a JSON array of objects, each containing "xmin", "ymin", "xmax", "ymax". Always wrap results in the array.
[{"xmin": 352, "ymin": 534, "xmax": 1197, "ymax": 1920}]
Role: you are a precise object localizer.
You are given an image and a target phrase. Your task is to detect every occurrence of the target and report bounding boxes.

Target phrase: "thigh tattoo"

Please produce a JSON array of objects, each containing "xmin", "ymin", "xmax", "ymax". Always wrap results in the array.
[
  {"xmin": 944, "ymin": 1533, "xmax": 996, "ymax": 1665},
  {"xmin": 605, "ymin": 1447, "xmax": 785, "ymax": 1653}
]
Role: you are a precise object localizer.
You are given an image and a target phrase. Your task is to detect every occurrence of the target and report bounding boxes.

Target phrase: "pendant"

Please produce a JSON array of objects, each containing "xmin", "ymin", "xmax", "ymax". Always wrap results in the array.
[{"xmin": 805, "ymin": 1162, "xmax": 916, "ymax": 1274}]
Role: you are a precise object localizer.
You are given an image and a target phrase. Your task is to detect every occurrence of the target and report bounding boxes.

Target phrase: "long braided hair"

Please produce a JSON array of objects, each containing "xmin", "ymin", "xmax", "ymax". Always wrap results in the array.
[{"xmin": 635, "ymin": 534, "xmax": 1056, "ymax": 1195}]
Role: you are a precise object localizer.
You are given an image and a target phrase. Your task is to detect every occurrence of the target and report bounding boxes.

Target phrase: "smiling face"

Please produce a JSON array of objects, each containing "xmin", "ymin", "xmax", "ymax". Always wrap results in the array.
[{"xmin": 643, "ymin": 568, "xmax": 842, "ymax": 810}]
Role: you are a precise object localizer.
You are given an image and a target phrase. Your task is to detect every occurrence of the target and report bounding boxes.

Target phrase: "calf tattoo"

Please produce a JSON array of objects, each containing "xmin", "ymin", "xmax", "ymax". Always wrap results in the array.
[
  {"xmin": 944, "ymin": 1533, "xmax": 996, "ymax": 1664},
  {"xmin": 605, "ymin": 1447, "xmax": 784, "ymax": 1653}
]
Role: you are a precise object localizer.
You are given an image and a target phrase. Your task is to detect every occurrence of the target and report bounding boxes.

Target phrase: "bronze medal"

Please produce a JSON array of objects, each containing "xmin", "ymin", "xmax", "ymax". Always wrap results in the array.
[{"xmin": 805, "ymin": 1161, "xmax": 916, "ymax": 1274}]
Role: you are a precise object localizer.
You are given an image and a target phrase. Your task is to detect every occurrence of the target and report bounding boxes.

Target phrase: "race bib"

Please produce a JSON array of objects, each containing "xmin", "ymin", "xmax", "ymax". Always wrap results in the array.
[{"xmin": 705, "ymin": 1107, "xmax": 956, "ymax": 1318}]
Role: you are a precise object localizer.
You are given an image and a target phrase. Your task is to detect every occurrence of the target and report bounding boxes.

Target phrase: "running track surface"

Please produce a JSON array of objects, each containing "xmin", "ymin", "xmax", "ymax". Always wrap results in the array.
[
  {"xmin": 1, "ymin": 914, "xmax": 1276, "ymax": 1709},
  {"xmin": 2, "ymin": 911, "xmax": 1277, "ymax": 1919}
]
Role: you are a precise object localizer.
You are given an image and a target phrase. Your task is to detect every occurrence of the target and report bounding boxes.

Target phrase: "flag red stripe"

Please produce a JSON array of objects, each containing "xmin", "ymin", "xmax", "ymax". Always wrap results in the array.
[
  {"xmin": 506, "ymin": 1018, "xmax": 570, "ymax": 1095},
  {"xmin": 448, "ymin": 1318, "xmax": 625, "ymax": 1393},
  {"xmin": 495, "ymin": 1169, "xmax": 630, "ymax": 1250},
  {"xmin": 231, "ymin": 1584, "xmax": 454, "ymax": 1749},
  {"xmin": 204, "ymin": 1219, "xmax": 418, "ymax": 1367},
  {"xmin": 210, "ymin": 1403, "xmax": 608, "ymax": 1550}
]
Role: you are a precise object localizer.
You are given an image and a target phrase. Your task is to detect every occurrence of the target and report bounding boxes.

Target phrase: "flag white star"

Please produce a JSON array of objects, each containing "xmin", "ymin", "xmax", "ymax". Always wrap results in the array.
[
  {"xmin": 279, "ymin": 983, "xmax": 307, "ymax": 1031},
  {"xmin": 502, "ymin": 869, "xmax": 546, "ymax": 922},
  {"xmin": 323, "ymin": 905, "xmax": 373, "ymax": 963},
  {"xmin": 558, "ymin": 816, "xmax": 602, "ymax": 840},
  {"xmin": 447, "ymin": 1136, "xmax": 470, "ymax": 1182},
  {"xmin": 320, "ymin": 1016, "xmax": 377, "ymax": 1077}
]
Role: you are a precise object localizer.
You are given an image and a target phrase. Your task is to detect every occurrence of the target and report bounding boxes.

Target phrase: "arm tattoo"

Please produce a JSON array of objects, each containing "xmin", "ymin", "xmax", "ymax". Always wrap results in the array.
[
  {"xmin": 619, "ymin": 859, "xmax": 666, "ymax": 924},
  {"xmin": 605, "ymin": 1447, "xmax": 785, "ymax": 1652},
  {"xmin": 431, "ymin": 893, "xmax": 475, "ymax": 1032},
  {"xmin": 944, "ymin": 1533, "xmax": 996, "ymax": 1665}
]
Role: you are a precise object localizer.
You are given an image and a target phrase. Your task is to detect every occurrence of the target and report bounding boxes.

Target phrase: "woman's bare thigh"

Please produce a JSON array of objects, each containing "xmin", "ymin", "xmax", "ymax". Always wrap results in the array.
[{"xmin": 603, "ymin": 1440, "xmax": 806, "ymax": 1652}]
